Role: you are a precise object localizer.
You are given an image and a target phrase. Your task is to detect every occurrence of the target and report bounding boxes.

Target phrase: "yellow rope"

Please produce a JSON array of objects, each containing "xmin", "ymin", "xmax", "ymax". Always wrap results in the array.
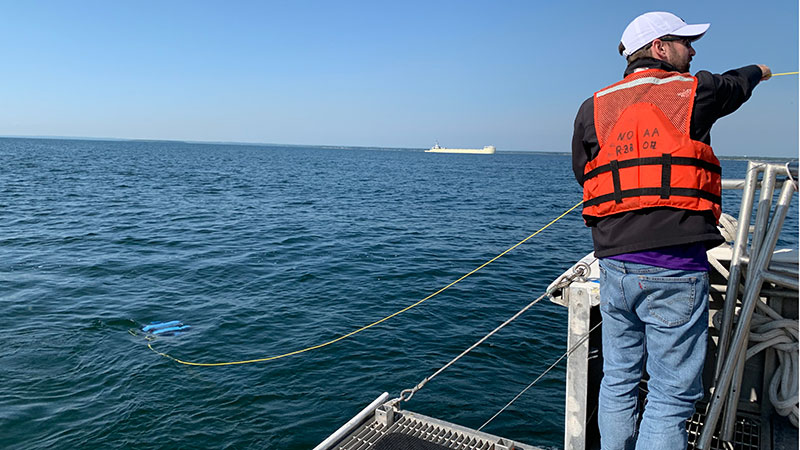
[
  {"xmin": 147, "ymin": 199, "xmax": 585, "ymax": 366},
  {"xmin": 772, "ymin": 72, "xmax": 799, "ymax": 76}
]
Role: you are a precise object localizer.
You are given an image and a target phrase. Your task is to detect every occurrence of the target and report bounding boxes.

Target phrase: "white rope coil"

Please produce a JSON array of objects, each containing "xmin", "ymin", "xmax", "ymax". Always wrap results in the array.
[
  {"xmin": 717, "ymin": 213, "xmax": 738, "ymax": 243},
  {"xmin": 713, "ymin": 303, "xmax": 799, "ymax": 426}
]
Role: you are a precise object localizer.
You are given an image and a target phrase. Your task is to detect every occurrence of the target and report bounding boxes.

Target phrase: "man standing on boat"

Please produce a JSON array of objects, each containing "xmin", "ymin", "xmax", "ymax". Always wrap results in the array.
[{"xmin": 571, "ymin": 11, "xmax": 770, "ymax": 450}]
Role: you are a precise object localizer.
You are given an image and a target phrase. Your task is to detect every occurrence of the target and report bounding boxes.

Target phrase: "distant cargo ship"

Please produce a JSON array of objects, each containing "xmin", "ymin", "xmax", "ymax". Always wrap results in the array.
[{"xmin": 425, "ymin": 143, "xmax": 496, "ymax": 154}]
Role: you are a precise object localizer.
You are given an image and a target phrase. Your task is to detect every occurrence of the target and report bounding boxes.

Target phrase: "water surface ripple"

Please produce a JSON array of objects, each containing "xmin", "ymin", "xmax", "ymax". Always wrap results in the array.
[{"xmin": 1, "ymin": 138, "xmax": 796, "ymax": 449}]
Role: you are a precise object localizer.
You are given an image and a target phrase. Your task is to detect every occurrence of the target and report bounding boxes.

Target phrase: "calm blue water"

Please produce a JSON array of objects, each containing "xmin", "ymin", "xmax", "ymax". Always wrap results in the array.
[{"xmin": 1, "ymin": 138, "xmax": 796, "ymax": 449}]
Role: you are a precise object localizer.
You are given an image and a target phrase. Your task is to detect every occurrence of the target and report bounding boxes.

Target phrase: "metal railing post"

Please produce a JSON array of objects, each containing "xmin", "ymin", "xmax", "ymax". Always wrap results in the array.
[
  {"xmin": 714, "ymin": 162, "xmax": 762, "ymax": 379},
  {"xmin": 721, "ymin": 165, "xmax": 779, "ymax": 439},
  {"xmin": 698, "ymin": 176, "xmax": 796, "ymax": 449}
]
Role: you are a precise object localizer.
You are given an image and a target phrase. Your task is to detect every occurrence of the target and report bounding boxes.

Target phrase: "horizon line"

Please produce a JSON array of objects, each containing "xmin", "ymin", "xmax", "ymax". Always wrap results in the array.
[
  {"xmin": 0, "ymin": 134, "xmax": 564, "ymax": 154},
  {"xmin": 0, "ymin": 134, "xmax": 796, "ymax": 160}
]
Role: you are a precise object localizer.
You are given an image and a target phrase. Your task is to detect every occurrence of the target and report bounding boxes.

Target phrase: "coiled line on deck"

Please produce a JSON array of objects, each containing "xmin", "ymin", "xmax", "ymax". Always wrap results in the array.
[{"xmin": 145, "ymin": 199, "xmax": 585, "ymax": 366}]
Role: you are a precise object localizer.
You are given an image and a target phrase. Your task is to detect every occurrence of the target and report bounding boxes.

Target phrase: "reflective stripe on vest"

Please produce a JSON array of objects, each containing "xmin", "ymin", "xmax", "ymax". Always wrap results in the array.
[{"xmin": 583, "ymin": 69, "xmax": 722, "ymax": 221}]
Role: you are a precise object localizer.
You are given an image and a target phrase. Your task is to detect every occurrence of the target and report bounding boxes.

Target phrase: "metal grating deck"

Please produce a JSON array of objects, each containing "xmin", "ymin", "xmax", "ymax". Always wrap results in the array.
[
  {"xmin": 335, "ymin": 409, "xmax": 540, "ymax": 450},
  {"xmin": 687, "ymin": 411, "xmax": 760, "ymax": 450},
  {"xmin": 332, "ymin": 406, "xmax": 764, "ymax": 450}
]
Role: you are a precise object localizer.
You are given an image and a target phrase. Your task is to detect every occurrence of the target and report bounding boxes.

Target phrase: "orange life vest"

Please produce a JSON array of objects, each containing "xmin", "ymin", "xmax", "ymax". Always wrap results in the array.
[{"xmin": 583, "ymin": 69, "xmax": 722, "ymax": 222}]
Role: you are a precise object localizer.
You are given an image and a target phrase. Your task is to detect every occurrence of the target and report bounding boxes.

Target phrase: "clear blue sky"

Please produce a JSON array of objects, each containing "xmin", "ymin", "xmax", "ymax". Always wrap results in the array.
[{"xmin": 1, "ymin": 1, "xmax": 797, "ymax": 156}]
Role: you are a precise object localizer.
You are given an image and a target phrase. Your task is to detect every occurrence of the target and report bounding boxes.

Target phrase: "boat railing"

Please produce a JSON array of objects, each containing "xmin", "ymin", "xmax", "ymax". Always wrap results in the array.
[{"xmin": 699, "ymin": 161, "xmax": 798, "ymax": 448}]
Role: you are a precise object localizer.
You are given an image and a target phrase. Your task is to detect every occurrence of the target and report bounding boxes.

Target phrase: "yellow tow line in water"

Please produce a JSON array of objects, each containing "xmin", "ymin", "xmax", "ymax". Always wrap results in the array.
[
  {"xmin": 145, "ymin": 69, "xmax": 799, "ymax": 367},
  {"xmin": 145, "ymin": 200, "xmax": 585, "ymax": 366}
]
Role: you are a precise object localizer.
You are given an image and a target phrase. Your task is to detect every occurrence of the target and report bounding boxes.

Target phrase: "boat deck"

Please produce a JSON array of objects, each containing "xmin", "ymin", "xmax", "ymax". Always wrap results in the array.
[
  {"xmin": 320, "ymin": 395, "xmax": 793, "ymax": 450},
  {"xmin": 330, "ymin": 405, "xmax": 541, "ymax": 450}
]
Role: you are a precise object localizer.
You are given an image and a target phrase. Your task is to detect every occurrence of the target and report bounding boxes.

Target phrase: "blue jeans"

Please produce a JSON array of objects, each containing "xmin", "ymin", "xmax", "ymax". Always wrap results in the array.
[{"xmin": 598, "ymin": 258, "xmax": 709, "ymax": 450}]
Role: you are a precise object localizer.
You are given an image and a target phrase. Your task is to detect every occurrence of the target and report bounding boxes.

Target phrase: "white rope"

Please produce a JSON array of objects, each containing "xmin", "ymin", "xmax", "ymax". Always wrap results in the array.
[
  {"xmin": 713, "ymin": 303, "xmax": 799, "ymax": 426},
  {"xmin": 748, "ymin": 310, "xmax": 799, "ymax": 426},
  {"xmin": 717, "ymin": 213, "xmax": 738, "ymax": 243}
]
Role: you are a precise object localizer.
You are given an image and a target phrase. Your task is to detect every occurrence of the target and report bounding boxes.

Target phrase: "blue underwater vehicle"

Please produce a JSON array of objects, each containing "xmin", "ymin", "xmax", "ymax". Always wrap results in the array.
[{"xmin": 142, "ymin": 320, "xmax": 191, "ymax": 336}]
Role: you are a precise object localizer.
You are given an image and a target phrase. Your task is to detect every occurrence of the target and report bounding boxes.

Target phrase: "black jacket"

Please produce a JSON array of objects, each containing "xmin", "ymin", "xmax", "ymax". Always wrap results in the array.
[{"xmin": 572, "ymin": 58, "xmax": 763, "ymax": 257}]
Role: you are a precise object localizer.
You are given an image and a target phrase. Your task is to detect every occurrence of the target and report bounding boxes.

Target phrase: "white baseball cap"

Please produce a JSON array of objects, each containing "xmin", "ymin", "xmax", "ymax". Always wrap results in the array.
[{"xmin": 620, "ymin": 12, "xmax": 710, "ymax": 57}]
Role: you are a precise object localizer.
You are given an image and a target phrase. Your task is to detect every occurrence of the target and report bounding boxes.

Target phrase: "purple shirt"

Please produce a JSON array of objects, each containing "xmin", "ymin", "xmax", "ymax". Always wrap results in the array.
[{"xmin": 608, "ymin": 243, "xmax": 709, "ymax": 271}]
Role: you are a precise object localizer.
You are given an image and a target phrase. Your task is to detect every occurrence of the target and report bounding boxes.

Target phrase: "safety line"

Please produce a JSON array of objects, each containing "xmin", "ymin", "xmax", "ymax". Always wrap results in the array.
[
  {"xmin": 396, "ymin": 291, "xmax": 551, "ymax": 404},
  {"xmin": 388, "ymin": 257, "xmax": 594, "ymax": 406},
  {"xmin": 146, "ymin": 199, "xmax": 585, "ymax": 366},
  {"xmin": 478, "ymin": 321, "xmax": 603, "ymax": 431}
]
